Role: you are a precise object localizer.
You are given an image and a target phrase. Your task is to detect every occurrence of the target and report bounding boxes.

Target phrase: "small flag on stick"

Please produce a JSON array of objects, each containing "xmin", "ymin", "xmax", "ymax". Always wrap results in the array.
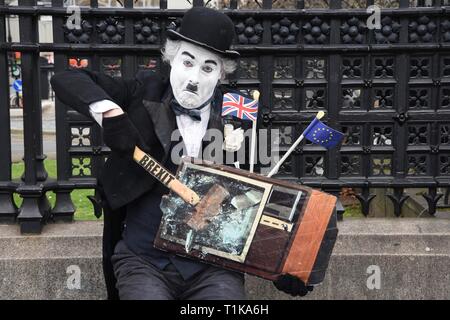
[
  {"xmin": 267, "ymin": 111, "xmax": 344, "ymax": 177},
  {"xmin": 222, "ymin": 91, "xmax": 260, "ymax": 173},
  {"xmin": 303, "ymin": 118, "xmax": 344, "ymax": 149},
  {"xmin": 221, "ymin": 92, "xmax": 258, "ymax": 121}
]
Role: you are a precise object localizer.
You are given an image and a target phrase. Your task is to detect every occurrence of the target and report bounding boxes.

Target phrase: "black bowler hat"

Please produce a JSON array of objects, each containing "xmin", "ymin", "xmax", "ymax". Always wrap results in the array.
[{"xmin": 166, "ymin": 7, "xmax": 240, "ymax": 59}]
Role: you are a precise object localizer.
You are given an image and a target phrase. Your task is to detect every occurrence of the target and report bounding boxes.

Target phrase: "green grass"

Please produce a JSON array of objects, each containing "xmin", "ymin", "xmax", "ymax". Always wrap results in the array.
[
  {"xmin": 12, "ymin": 160, "xmax": 100, "ymax": 221},
  {"xmin": 12, "ymin": 159, "xmax": 364, "ymax": 220},
  {"xmin": 343, "ymin": 203, "xmax": 364, "ymax": 218}
]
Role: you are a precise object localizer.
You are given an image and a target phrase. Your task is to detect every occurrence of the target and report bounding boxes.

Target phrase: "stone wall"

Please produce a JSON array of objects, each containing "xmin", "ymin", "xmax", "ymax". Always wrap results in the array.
[{"xmin": 1, "ymin": 219, "xmax": 449, "ymax": 300}]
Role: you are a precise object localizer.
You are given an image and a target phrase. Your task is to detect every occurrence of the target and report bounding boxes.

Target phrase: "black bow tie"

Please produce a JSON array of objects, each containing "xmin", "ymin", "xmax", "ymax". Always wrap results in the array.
[
  {"xmin": 170, "ymin": 91, "xmax": 218, "ymax": 122},
  {"xmin": 170, "ymin": 100, "xmax": 203, "ymax": 122}
]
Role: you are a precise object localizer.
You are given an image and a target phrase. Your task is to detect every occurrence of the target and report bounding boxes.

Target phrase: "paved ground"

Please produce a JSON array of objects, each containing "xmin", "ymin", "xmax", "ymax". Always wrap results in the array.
[
  {"xmin": 10, "ymin": 100, "xmax": 56, "ymax": 162},
  {"xmin": 10, "ymin": 133, "xmax": 56, "ymax": 163}
]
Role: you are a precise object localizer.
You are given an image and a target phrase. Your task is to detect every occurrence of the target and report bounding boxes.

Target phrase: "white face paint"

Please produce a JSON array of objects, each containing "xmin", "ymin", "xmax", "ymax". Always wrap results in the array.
[{"xmin": 170, "ymin": 41, "xmax": 222, "ymax": 109}]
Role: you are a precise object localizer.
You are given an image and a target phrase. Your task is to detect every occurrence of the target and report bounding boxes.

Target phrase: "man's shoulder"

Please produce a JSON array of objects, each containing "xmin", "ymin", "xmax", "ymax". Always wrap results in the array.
[
  {"xmin": 134, "ymin": 70, "xmax": 170, "ymax": 101},
  {"xmin": 135, "ymin": 70, "xmax": 169, "ymax": 88},
  {"xmin": 135, "ymin": 69, "xmax": 165, "ymax": 83}
]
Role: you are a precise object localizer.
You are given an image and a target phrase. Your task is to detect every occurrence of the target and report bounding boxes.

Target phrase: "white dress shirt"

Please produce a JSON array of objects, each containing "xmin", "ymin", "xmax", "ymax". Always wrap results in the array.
[
  {"xmin": 175, "ymin": 104, "xmax": 210, "ymax": 157},
  {"xmin": 89, "ymin": 99, "xmax": 121, "ymax": 127},
  {"xmin": 89, "ymin": 100, "xmax": 210, "ymax": 157}
]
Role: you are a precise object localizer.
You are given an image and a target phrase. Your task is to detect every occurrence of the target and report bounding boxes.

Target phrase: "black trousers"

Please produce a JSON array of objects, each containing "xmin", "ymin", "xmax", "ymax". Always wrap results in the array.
[{"xmin": 111, "ymin": 240, "xmax": 246, "ymax": 300}]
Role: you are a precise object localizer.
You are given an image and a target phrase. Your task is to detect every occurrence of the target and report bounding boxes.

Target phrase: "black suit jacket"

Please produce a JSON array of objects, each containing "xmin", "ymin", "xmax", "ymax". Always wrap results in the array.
[{"xmin": 50, "ymin": 69, "xmax": 253, "ymax": 299}]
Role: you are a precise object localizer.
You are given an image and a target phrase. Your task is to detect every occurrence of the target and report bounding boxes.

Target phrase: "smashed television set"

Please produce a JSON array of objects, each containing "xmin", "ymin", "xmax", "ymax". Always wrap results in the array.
[{"xmin": 155, "ymin": 158, "xmax": 338, "ymax": 285}]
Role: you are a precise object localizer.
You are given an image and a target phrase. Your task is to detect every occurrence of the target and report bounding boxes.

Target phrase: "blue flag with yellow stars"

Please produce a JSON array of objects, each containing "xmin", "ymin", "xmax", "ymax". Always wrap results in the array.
[{"xmin": 303, "ymin": 118, "xmax": 344, "ymax": 149}]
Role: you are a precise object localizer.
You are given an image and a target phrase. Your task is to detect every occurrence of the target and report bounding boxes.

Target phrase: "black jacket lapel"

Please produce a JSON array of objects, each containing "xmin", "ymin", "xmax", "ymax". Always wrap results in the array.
[
  {"xmin": 207, "ymin": 87, "xmax": 224, "ymax": 131},
  {"xmin": 142, "ymin": 91, "xmax": 176, "ymax": 157},
  {"xmin": 143, "ymin": 85, "xmax": 226, "ymax": 159}
]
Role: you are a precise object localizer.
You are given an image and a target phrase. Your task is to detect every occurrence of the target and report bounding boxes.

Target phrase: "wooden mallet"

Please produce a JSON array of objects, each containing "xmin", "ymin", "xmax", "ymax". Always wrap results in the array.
[{"xmin": 133, "ymin": 147, "xmax": 229, "ymax": 231}]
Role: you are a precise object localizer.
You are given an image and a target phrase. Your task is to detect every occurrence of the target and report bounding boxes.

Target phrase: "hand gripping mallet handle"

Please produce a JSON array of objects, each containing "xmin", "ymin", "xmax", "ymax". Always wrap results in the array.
[{"xmin": 133, "ymin": 146, "xmax": 201, "ymax": 206}]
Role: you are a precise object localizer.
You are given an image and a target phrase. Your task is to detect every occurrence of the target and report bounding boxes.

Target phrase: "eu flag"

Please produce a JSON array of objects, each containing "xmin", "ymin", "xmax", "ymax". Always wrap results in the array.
[{"xmin": 303, "ymin": 118, "xmax": 344, "ymax": 149}]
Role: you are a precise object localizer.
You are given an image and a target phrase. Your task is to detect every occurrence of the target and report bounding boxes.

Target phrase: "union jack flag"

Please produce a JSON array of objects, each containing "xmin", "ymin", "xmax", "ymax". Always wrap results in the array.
[{"xmin": 221, "ymin": 92, "xmax": 259, "ymax": 122}]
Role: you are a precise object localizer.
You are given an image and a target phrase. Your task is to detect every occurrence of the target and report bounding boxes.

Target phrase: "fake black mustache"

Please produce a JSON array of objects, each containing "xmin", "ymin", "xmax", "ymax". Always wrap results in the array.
[{"xmin": 186, "ymin": 82, "xmax": 198, "ymax": 93}]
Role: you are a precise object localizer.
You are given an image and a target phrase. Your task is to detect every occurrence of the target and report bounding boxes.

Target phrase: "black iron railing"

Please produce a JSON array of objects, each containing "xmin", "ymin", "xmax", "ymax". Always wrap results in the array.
[{"xmin": 1, "ymin": 0, "xmax": 450, "ymax": 233}]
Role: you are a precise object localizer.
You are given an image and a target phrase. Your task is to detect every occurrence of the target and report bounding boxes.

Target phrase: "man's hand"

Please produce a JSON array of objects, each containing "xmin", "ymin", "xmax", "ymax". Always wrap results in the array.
[
  {"xmin": 273, "ymin": 274, "xmax": 314, "ymax": 297},
  {"xmin": 102, "ymin": 113, "xmax": 140, "ymax": 157}
]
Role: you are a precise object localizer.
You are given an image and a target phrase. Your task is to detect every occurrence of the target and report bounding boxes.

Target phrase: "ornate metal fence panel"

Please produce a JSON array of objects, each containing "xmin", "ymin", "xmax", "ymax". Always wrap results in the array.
[{"xmin": 1, "ymin": 0, "xmax": 450, "ymax": 233}]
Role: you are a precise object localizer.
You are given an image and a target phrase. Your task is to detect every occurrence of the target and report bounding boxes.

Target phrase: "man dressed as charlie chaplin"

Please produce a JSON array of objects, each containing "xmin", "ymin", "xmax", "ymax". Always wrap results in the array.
[{"xmin": 51, "ymin": 7, "xmax": 313, "ymax": 300}]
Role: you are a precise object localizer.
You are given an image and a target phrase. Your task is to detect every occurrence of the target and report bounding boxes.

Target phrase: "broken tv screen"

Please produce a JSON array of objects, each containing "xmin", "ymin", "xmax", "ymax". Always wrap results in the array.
[{"xmin": 159, "ymin": 161, "xmax": 272, "ymax": 263}]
